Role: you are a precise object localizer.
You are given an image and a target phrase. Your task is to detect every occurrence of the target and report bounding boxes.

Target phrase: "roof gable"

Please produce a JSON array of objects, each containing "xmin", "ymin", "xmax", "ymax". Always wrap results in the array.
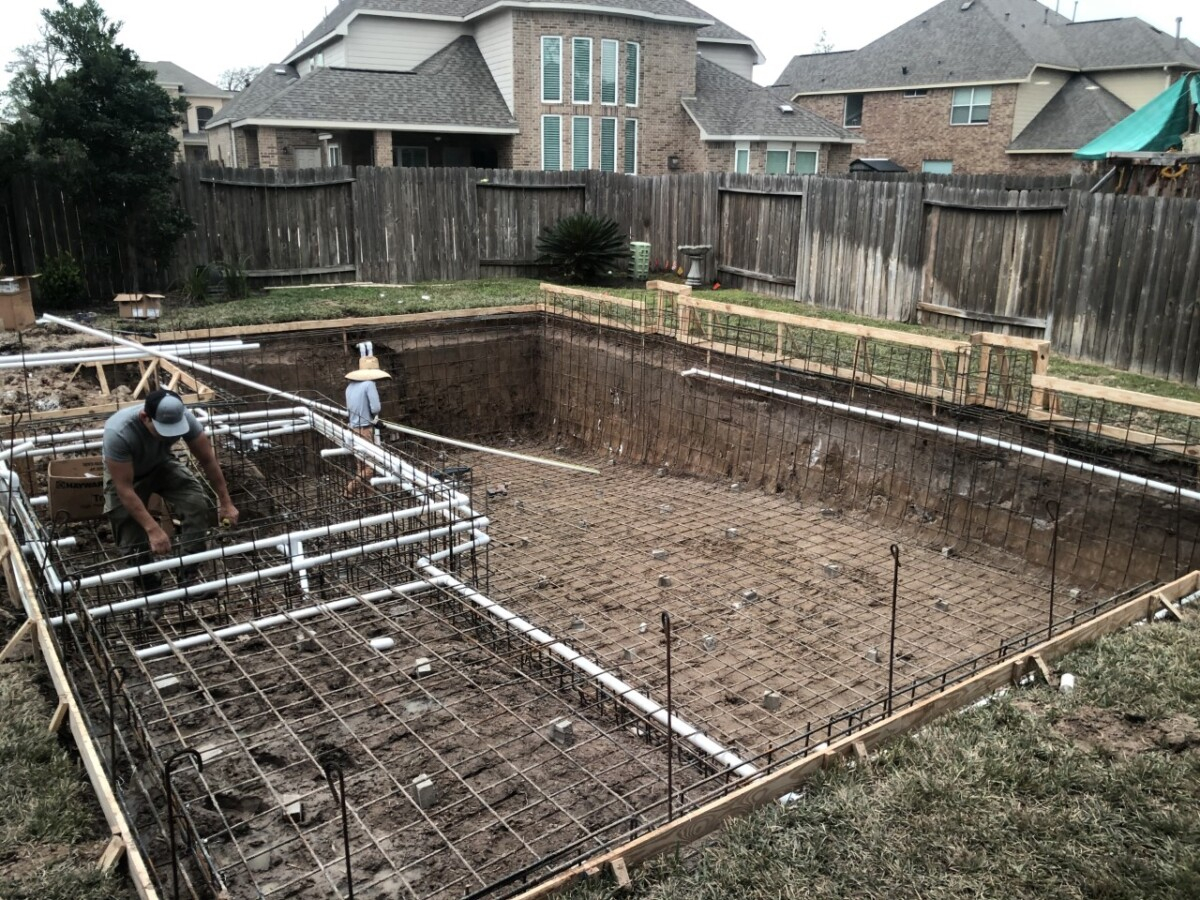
[
  {"xmin": 1008, "ymin": 74, "xmax": 1132, "ymax": 151},
  {"xmin": 146, "ymin": 60, "xmax": 231, "ymax": 97}
]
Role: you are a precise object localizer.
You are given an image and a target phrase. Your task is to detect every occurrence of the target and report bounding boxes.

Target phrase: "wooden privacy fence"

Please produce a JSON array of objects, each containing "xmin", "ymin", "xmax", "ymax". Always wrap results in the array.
[{"xmin": 4, "ymin": 165, "xmax": 1200, "ymax": 385}]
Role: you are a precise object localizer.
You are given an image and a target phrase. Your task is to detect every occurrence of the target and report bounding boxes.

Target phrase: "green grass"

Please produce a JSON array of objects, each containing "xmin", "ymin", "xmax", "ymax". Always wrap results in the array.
[
  {"xmin": 0, "ymin": 625, "xmax": 132, "ymax": 900},
  {"xmin": 566, "ymin": 612, "xmax": 1200, "ymax": 900}
]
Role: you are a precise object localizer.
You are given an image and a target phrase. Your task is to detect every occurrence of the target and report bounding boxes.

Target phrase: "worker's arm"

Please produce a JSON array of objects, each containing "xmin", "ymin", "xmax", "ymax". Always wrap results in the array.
[
  {"xmin": 106, "ymin": 459, "xmax": 172, "ymax": 555},
  {"xmin": 186, "ymin": 432, "xmax": 240, "ymax": 526},
  {"xmin": 368, "ymin": 381, "xmax": 382, "ymax": 420}
]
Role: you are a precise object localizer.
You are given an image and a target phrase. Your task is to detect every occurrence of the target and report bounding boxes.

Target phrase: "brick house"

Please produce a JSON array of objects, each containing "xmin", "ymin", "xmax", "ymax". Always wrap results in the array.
[
  {"xmin": 774, "ymin": 0, "xmax": 1200, "ymax": 176},
  {"xmin": 146, "ymin": 61, "xmax": 233, "ymax": 163},
  {"xmin": 205, "ymin": 0, "xmax": 858, "ymax": 174}
]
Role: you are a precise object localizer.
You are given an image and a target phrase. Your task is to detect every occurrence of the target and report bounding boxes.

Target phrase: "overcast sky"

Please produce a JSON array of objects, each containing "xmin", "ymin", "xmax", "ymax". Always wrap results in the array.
[{"xmin": 0, "ymin": 0, "xmax": 1194, "ymax": 94}]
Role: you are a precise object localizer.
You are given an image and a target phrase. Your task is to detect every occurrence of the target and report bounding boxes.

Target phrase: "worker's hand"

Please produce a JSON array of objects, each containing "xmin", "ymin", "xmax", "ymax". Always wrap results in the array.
[
  {"xmin": 147, "ymin": 525, "xmax": 172, "ymax": 556},
  {"xmin": 218, "ymin": 501, "xmax": 240, "ymax": 527}
]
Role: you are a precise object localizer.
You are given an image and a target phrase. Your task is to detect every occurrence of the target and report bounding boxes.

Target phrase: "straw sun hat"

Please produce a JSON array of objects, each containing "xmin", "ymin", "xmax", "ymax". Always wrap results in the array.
[{"xmin": 345, "ymin": 356, "xmax": 391, "ymax": 381}]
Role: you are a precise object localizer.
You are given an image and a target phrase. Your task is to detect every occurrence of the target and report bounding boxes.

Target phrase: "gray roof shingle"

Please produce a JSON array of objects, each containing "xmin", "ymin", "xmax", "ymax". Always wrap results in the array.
[
  {"xmin": 207, "ymin": 65, "xmax": 301, "ymax": 127},
  {"xmin": 775, "ymin": 0, "xmax": 1199, "ymax": 96},
  {"xmin": 1007, "ymin": 74, "xmax": 1132, "ymax": 150},
  {"xmin": 212, "ymin": 37, "xmax": 516, "ymax": 131},
  {"xmin": 684, "ymin": 56, "xmax": 856, "ymax": 142},
  {"xmin": 286, "ymin": 0, "xmax": 719, "ymax": 61},
  {"xmin": 146, "ymin": 60, "xmax": 231, "ymax": 97}
]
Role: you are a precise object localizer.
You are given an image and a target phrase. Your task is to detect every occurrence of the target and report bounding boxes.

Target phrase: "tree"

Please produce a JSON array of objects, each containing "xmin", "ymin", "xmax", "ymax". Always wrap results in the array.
[
  {"xmin": 2, "ymin": 0, "xmax": 191, "ymax": 290},
  {"xmin": 1, "ymin": 25, "xmax": 66, "ymax": 121},
  {"xmin": 218, "ymin": 66, "xmax": 259, "ymax": 92},
  {"xmin": 813, "ymin": 30, "xmax": 835, "ymax": 53}
]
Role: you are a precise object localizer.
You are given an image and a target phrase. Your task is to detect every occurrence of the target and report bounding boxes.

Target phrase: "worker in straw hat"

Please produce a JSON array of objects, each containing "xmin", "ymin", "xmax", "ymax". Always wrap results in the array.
[{"xmin": 344, "ymin": 341, "xmax": 391, "ymax": 496}]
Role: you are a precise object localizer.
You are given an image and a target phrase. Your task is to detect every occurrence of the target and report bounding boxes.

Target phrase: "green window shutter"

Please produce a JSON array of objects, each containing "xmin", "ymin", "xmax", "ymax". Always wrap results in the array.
[
  {"xmin": 625, "ymin": 41, "xmax": 639, "ymax": 106},
  {"xmin": 623, "ymin": 119, "xmax": 638, "ymax": 174},
  {"xmin": 599, "ymin": 117, "xmax": 616, "ymax": 172},
  {"xmin": 542, "ymin": 37, "xmax": 561, "ymax": 103},
  {"xmin": 573, "ymin": 37, "xmax": 592, "ymax": 103},
  {"xmin": 572, "ymin": 116, "xmax": 591, "ymax": 170},
  {"xmin": 601, "ymin": 40, "xmax": 618, "ymax": 105},
  {"xmin": 542, "ymin": 115, "xmax": 562, "ymax": 171}
]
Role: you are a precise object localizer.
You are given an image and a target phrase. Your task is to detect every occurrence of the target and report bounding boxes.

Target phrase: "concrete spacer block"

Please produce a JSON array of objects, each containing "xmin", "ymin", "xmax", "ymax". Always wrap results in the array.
[
  {"xmin": 246, "ymin": 845, "xmax": 274, "ymax": 873},
  {"xmin": 408, "ymin": 774, "xmax": 439, "ymax": 809},
  {"xmin": 934, "ymin": 598, "xmax": 950, "ymax": 612},
  {"xmin": 659, "ymin": 504, "xmax": 673, "ymax": 514},
  {"xmin": 658, "ymin": 575, "xmax": 673, "ymax": 588},
  {"xmin": 1068, "ymin": 588, "xmax": 1082, "ymax": 601},
  {"xmin": 702, "ymin": 634, "xmax": 717, "ymax": 651},
  {"xmin": 295, "ymin": 629, "xmax": 318, "ymax": 651},
  {"xmin": 570, "ymin": 616, "xmax": 586, "ymax": 631},
  {"xmin": 622, "ymin": 647, "xmax": 637, "ymax": 661},
  {"xmin": 730, "ymin": 483, "xmax": 743, "ymax": 492},
  {"xmin": 741, "ymin": 589, "xmax": 759, "ymax": 603},
  {"xmin": 941, "ymin": 546, "xmax": 955, "ymax": 559},
  {"xmin": 656, "ymin": 467, "xmax": 668, "ymax": 477},
  {"xmin": 823, "ymin": 563, "xmax": 842, "ymax": 578},
  {"xmin": 413, "ymin": 657, "xmax": 433, "ymax": 679},
  {"xmin": 549, "ymin": 718, "xmax": 575, "ymax": 747},
  {"xmin": 866, "ymin": 647, "xmax": 880, "ymax": 664},
  {"xmin": 763, "ymin": 691, "xmax": 782, "ymax": 711},
  {"xmin": 280, "ymin": 794, "xmax": 304, "ymax": 823},
  {"xmin": 725, "ymin": 527, "xmax": 740, "ymax": 540},
  {"xmin": 820, "ymin": 508, "xmax": 838, "ymax": 518},
  {"xmin": 637, "ymin": 622, "xmax": 648, "ymax": 634},
  {"xmin": 651, "ymin": 549, "xmax": 668, "ymax": 561},
  {"xmin": 152, "ymin": 674, "xmax": 184, "ymax": 696},
  {"xmin": 197, "ymin": 742, "xmax": 223, "ymax": 764}
]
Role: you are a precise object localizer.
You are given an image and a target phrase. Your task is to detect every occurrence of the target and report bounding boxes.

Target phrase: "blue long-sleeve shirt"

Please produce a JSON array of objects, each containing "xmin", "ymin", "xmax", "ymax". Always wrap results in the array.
[{"xmin": 346, "ymin": 380, "xmax": 381, "ymax": 429}]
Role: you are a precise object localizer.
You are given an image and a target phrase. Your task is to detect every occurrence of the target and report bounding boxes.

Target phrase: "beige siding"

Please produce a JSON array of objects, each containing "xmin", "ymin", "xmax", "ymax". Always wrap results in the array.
[
  {"xmin": 323, "ymin": 39, "xmax": 347, "ymax": 68},
  {"xmin": 1012, "ymin": 68, "xmax": 1070, "ymax": 140},
  {"xmin": 1091, "ymin": 69, "xmax": 1172, "ymax": 110},
  {"xmin": 344, "ymin": 16, "xmax": 467, "ymax": 70},
  {"xmin": 474, "ymin": 11, "xmax": 514, "ymax": 113},
  {"xmin": 697, "ymin": 42, "xmax": 754, "ymax": 80}
]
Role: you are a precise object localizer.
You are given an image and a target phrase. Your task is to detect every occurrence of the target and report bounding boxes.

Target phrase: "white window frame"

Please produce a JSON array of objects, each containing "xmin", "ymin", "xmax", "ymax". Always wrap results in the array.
[
  {"xmin": 765, "ymin": 142, "xmax": 791, "ymax": 175},
  {"xmin": 541, "ymin": 36, "xmax": 563, "ymax": 104},
  {"xmin": 327, "ymin": 143, "xmax": 341, "ymax": 167},
  {"xmin": 541, "ymin": 114, "xmax": 562, "ymax": 171},
  {"xmin": 843, "ymin": 93, "xmax": 863, "ymax": 128},
  {"xmin": 599, "ymin": 117, "xmax": 617, "ymax": 172},
  {"xmin": 733, "ymin": 141, "xmax": 750, "ymax": 174},
  {"xmin": 571, "ymin": 116, "xmax": 591, "ymax": 170},
  {"xmin": 922, "ymin": 159, "xmax": 953, "ymax": 174},
  {"xmin": 792, "ymin": 143, "xmax": 819, "ymax": 174},
  {"xmin": 951, "ymin": 86, "xmax": 991, "ymax": 125},
  {"xmin": 396, "ymin": 146, "xmax": 429, "ymax": 168},
  {"xmin": 903, "ymin": 89, "xmax": 928, "ymax": 98},
  {"xmin": 600, "ymin": 39, "xmax": 619, "ymax": 106},
  {"xmin": 316, "ymin": 51, "xmax": 325, "ymax": 68},
  {"xmin": 625, "ymin": 41, "xmax": 640, "ymax": 108},
  {"xmin": 623, "ymin": 118, "xmax": 638, "ymax": 174},
  {"xmin": 572, "ymin": 37, "xmax": 593, "ymax": 105}
]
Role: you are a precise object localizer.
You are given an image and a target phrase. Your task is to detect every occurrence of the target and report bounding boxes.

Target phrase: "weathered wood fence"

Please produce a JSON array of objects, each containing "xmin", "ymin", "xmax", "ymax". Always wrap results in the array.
[{"xmin": 2, "ymin": 164, "xmax": 1199, "ymax": 384}]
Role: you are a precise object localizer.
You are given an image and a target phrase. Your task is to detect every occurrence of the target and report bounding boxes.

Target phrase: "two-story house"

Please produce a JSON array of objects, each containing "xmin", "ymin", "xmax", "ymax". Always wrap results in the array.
[
  {"xmin": 774, "ymin": 0, "xmax": 1200, "ymax": 176},
  {"xmin": 147, "ymin": 61, "xmax": 234, "ymax": 163},
  {"xmin": 205, "ymin": 0, "xmax": 859, "ymax": 174}
]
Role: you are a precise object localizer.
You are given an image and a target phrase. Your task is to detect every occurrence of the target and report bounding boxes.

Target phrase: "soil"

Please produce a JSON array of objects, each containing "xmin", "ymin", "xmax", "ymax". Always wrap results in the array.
[
  {"xmin": 0, "ymin": 325, "xmax": 143, "ymax": 415},
  {"xmin": 1053, "ymin": 707, "xmax": 1200, "ymax": 756}
]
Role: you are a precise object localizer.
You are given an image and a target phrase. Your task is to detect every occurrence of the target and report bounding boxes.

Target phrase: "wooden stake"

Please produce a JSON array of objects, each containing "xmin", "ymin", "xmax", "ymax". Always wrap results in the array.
[
  {"xmin": 1031, "ymin": 653, "xmax": 1056, "ymax": 686},
  {"xmin": 610, "ymin": 857, "xmax": 631, "ymax": 888},
  {"xmin": 1157, "ymin": 594, "xmax": 1184, "ymax": 621},
  {"xmin": 98, "ymin": 835, "xmax": 126, "ymax": 874},
  {"xmin": 0, "ymin": 619, "xmax": 35, "ymax": 662},
  {"xmin": 49, "ymin": 701, "xmax": 69, "ymax": 734}
]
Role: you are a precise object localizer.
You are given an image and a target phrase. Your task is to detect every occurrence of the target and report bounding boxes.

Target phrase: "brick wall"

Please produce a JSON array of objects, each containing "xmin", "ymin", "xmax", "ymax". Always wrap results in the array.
[
  {"xmin": 697, "ymin": 140, "xmax": 848, "ymax": 175},
  {"xmin": 510, "ymin": 11, "xmax": 698, "ymax": 174},
  {"xmin": 793, "ymin": 85, "xmax": 1081, "ymax": 176}
]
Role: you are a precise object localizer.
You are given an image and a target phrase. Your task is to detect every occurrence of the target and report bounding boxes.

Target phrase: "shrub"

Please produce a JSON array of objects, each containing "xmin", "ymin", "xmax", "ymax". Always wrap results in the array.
[
  {"xmin": 37, "ymin": 252, "xmax": 87, "ymax": 308},
  {"xmin": 536, "ymin": 214, "xmax": 629, "ymax": 284},
  {"xmin": 217, "ymin": 257, "xmax": 250, "ymax": 300},
  {"xmin": 181, "ymin": 265, "xmax": 212, "ymax": 305}
]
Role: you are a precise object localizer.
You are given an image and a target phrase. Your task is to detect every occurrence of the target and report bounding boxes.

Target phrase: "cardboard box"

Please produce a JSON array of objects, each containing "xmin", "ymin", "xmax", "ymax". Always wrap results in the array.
[
  {"xmin": 113, "ymin": 293, "xmax": 164, "ymax": 319},
  {"xmin": 47, "ymin": 456, "xmax": 106, "ymax": 521},
  {"xmin": 0, "ymin": 276, "xmax": 36, "ymax": 330}
]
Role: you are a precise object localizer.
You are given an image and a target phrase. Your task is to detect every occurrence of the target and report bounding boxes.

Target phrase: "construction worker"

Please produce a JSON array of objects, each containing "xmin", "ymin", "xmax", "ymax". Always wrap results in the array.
[
  {"xmin": 102, "ymin": 388, "xmax": 239, "ymax": 595},
  {"xmin": 344, "ymin": 342, "xmax": 391, "ymax": 496}
]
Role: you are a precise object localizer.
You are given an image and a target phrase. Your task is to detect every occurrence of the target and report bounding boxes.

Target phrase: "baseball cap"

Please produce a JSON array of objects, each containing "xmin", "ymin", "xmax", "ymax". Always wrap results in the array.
[{"xmin": 144, "ymin": 389, "xmax": 191, "ymax": 438}]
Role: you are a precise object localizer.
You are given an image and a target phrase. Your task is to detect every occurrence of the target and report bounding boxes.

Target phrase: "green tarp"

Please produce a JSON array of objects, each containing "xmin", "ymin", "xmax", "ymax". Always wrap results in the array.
[{"xmin": 1075, "ymin": 73, "xmax": 1199, "ymax": 159}]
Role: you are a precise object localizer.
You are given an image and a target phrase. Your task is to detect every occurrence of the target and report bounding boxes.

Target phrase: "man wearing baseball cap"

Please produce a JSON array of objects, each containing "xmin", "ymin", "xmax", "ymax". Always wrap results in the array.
[{"xmin": 102, "ymin": 389, "xmax": 239, "ymax": 596}]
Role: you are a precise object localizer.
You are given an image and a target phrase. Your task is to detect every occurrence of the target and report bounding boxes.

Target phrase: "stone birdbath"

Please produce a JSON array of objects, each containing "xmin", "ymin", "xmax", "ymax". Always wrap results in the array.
[{"xmin": 677, "ymin": 245, "xmax": 712, "ymax": 288}]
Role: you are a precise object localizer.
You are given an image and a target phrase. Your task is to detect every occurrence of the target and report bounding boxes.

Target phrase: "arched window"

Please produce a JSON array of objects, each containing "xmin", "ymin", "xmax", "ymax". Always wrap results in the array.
[{"xmin": 196, "ymin": 106, "xmax": 215, "ymax": 129}]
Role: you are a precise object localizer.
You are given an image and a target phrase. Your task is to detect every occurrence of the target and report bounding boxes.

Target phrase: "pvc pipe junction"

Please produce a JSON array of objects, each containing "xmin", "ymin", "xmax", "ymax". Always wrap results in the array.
[{"xmin": 681, "ymin": 368, "xmax": 1200, "ymax": 504}]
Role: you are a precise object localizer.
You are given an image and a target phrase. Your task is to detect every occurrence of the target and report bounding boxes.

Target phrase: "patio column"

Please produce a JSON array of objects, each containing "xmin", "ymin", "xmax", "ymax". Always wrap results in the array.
[{"xmin": 373, "ymin": 130, "xmax": 393, "ymax": 167}]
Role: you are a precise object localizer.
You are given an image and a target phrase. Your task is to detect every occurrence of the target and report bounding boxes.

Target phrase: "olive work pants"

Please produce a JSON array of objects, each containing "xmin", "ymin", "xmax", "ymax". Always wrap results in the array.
[{"xmin": 103, "ymin": 458, "xmax": 215, "ymax": 566}]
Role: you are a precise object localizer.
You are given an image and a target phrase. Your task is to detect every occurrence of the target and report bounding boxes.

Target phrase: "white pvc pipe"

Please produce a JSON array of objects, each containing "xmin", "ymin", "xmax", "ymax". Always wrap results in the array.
[
  {"xmin": 56, "ymin": 504, "xmax": 456, "ymax": 593},
  {"xmin": 0, "ymin": 341, "xmax": 255, "ymax": 367},
  {"xmin": 425, "ymin": 533, "xmax": 491, "ymax": 564},
  {"xmin": 417, "ymin": 557, "xmax": 758, "ymax": 779},
  {"xmin": 682, "ymin": 368, "xmax": 1200, "ymax": 504},
  {"xmin": 135, "ymin": 578, "xmax": 448, "ymax": 660},
  {"xmin": 53, "ymin": 518, "xmax": 485, "ymax": 624}
]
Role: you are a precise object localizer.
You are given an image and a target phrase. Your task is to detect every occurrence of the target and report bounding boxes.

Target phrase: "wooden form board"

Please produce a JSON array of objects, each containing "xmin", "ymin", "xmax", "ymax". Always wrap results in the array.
[
  {"xmin": 0, "ymin": 519, "xmax": 160, "ymax": 899},
  {"xmin": 512, "ymin": 571, "xmax": 1198, "ymax": 899}
]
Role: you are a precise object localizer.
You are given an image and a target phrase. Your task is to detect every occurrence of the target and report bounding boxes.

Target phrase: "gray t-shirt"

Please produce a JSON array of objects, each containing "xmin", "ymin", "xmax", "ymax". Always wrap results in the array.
[
  {"xmin": 346, "ymin": 380, "xmax": 381, "ymax": 429},
  {"xmin": 102, "ymin": 404, "xmax": 203, "ymax": 478}
]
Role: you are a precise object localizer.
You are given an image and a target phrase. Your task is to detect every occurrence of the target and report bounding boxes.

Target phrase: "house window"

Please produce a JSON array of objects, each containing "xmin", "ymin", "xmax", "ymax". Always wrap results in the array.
[
  {"xmin": 843, "ymin": 94, "xmax": 863, "ymax": 128},
  {"xmin": 600, "ymin": 39, "xmax": 618, "ymax": 105},
  {"xmin": 572, "ymin": 37, "xmax": 592, "ymax": 104},
  {"xmin": 542, "ymin": 115, "xmax": 562, "ymax": 170},
  {"xmin": 542, "ymin": 36, "xmax": 562, "ymax": 103},
  {"xmin": 951, "ymin": 86, "xmax": 991, "ymax": 124},
  {"xmin": 734, "ymin": 141, "xmax": 750, "ymax": 174},
  {"xmin": 195, "ymin": 106, "xmax": 214, "ymax": 130},
  {"xmin": 327, "ymin": 143, "xmax": 341, "ymax": 167},
  {"xmin": 794, "ymin": 150, "xmax": 818, "ymax": 174},
  {"xmin": 903, "ymin": 89, "xmax": 928, "ymax": 98},
  {"xmin": 922, "ymin": 159, "xmax": 953, "ymax": 174},
  {"xmin": 623, "ymin": 119, "xmax": 638, "ymax": 174},
  {"xmin": 599, "ymin": 117, "xmax": 616, "ymax": 172},
  {"xmin": 572, "ymin": 116, "xmax": 591, "ymax": 170},
  {"xmin": 625, "ymin": 41, "xmax": 640, "ymax": 107},
  {"xmin": 765, "ymin": 144, "xmax": 790, "ymax": 175},
  {"xmin": 316, "ymin": 52, "xmax": 325, "ymax": 67},
  {"xmin": 397, "ymin": 146, "xmax": 429, "ymax": 168}
]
